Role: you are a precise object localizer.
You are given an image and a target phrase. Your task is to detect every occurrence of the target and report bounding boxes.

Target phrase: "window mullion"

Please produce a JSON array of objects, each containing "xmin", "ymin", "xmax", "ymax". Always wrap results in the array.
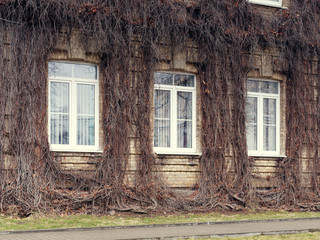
[
  {"xmin": 276, "ymin": 96, "xmax": 280, "ymax": 153},
  {"xmin": 258, "ymin": 95, "xmax": 263, "ymax": 153},
  {"xmin": 48, "ymin": 81, "xmax": 52, "ymax": 145},
  {"xmin": 192, "ymin": 89, "xmax": 196, "ymax": 151},
  {"xmin": 94, "ymin": 81, "xmax": 99, "ymax": 149},
  {"xmin": 172, "ymin": 87, "xmax": 177, "ymax": 150},
  {"xmin": 70, "ymin": 80, "xmax": 77, "ymax": 148}
]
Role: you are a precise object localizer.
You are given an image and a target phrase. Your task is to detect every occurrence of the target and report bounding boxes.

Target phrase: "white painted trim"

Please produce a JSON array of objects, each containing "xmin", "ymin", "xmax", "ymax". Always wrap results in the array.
[
  {"xmin": 52, "ymin": 149, "xmax": 103, "ymax": 153},
  {"xmin": 48, "ymin": 61, "xmax": 100, "ymax": 152},
  {"xmin": 249, "ymin": 154, "xmax": 286, "ymax": 158},
  {"xmin": 155, "ymin": 152, "xmax": 202, "ymax": 156},
  {"xmin": 248, "ymin": 0, "xmax": 283, "ymax": 8},
  {"xmin": 153, "ymin": 72, "xmax": 197, "ymax": 155},
  {"xmin": 247, "ymin": 79, "xmax": 280, "ymax": 157}
]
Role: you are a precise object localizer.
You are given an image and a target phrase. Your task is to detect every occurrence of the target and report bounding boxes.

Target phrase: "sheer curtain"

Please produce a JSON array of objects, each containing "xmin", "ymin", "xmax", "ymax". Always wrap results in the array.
[
  {"xmin": 77, "ymin": 84, "xmax": 95, "ymax": 145},
  {"xmin": 177, "ymin": 91, "xmax": 192, "ymax": 148},
  {"xmin": 50, "ymin": 82, "xmax": 69, "ymax": 144},
  {"xmin": 154, "ymin": 89, "xmax": 170, "ymax": 148}
]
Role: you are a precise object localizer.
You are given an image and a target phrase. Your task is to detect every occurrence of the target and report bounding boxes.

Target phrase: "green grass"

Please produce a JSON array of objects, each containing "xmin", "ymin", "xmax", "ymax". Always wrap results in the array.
[
  {"xmin": 189, "ymin": 232, "xmax": 320, "ymax": 239},
  {"xmin": 1, "ymin": 211, "xmax": 320, "ymax": 232}
]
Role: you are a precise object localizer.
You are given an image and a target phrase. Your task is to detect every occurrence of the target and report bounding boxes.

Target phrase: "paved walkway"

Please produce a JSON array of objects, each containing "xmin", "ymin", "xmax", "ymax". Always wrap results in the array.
[{"xmin": 0, "ymin": 218, "xmax": 320, "ymax": 240}]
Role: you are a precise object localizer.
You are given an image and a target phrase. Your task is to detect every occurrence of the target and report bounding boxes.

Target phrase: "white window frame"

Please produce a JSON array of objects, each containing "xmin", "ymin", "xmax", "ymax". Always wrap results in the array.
[
  {"xmin": 153, "ymin": 72, "xmax": 197, "ymax": 154},
  {"xmin": 246, "ymin": 79, "xmax": 280, "ymax": 157},
  {"xmin": 48, "ymin": 61, "xmax": 100, "ymax": 152},
  {"xmin": 248, "ymin": 0, "xmax": 282, "ymax": 8}
]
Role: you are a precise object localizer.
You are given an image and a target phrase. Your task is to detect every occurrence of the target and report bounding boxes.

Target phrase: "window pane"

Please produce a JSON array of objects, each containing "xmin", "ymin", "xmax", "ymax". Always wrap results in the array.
[
  {"xmin": 154, "ymin": 90, "xmax": 170, "ymax": 119},
  {"xmin": 247, "ymin": 125, "xmax": 257, "ymax": 151},
  {"xmin": 77, "ymin": 84, "xmax": 95, "ymax": 115},
  {"xmin": 74, "ymin": 64, "xmax": 97, "ymax": 80},
  {"xmin": 154, "ymin": 72, "xmax": 173, "ymax": 85},
  {"xmin": 177, "ymin": 92, "xmax": 192, "ymax": 148},
  {"xmin": 77, "ymin": 116, "xmax": 95, "ymax": 145},
  {"xmin": 154, "ymin": 89, "xmax": 171, "ymax": 148},
  {"xmin": 77, "ymin": 84, "xmax": 95, "ymax": 146},
  {"xmin": 263, "ymin": 125, "xmax": 276, "ymax": 151},
  {"xmin": 154, "ymin": 120, "xmax": 170, "ymax": 147},
  {"xmin": 50, "ymin": 82, "xmax": 69, "ymax": 113},
  {"xmin": 247, "ymin": 80, "xmax": 259, "ymax": 92},
  {"xmin": 246, "ymin": 97, "xmax": 257, "ymax": 124},
  {"xmin": 261, "ymin": 81, "xmax": 278, "ymax": 94},
  {"xmin": 50, "ymin": 114, "xmax": 69, "ymax": 144},
  {"xmin": 177, "ymin": 92, "xmax": 192, "ymax": 120},
  {"xmin": 177, "ymin": 120, "xmax": 192, "ymax": 148},
  {"xmin": 50, "ymin": 82, "xmax": 70, "ymax": 145},
  {"xmin": 48, "ymin": 62, "xmax": 72, "ymax": 78},
  {"xmin": 246, "ymin": 97, "xmax": 257, "ymax": 151},
  {"xmin": 263, "ymin": 98, "xmax": 276, "ymax": 124},
  {"xmin": 263, "ymin": 98, "xmax": 277, "ymax": 151},
  {"xmin": 174, "ymin": 74, "xmax": 194, "ymax": 87}
]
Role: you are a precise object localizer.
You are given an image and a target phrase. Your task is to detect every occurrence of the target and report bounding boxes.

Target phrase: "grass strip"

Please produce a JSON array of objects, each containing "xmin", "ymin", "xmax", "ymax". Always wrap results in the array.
[{"xmin": 1, "ymin": 211, "xmax": 320, "ymax": 232}]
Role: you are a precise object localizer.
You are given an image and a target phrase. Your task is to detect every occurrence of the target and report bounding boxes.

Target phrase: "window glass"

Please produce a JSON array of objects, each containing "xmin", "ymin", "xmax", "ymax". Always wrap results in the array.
[
  {"xmin": 50, "ymin": 114, "xmax": 69, "ymax": 145},
  {"xmin": 154, "ymin": 90, "xmax": 171, "ymax": 148},
  {"xmin": 263, "ymin": 98, "xmax": 276, "ymax": 124},
  {"xmin": 77, "ymin": 84, "xmax": 95, "ymax": 145},
  {"xmin": 50, "ymin": 82, "xmax": 69, "ymax": 113},
  {"xmin": 263, "ymin": 98, "xmax": 276, "ymax": 151},
  {"xmin": 246, "ymin": 97, "xmax": 257, "ymax": 151},
  {"xmin": 261, "ymin": 81, "xmax": 278, "ymax": 94},
  {"xmin": 174, "ymin": 74, "xmax": 195, "ymax": 87},
  {"xmin": 74, "ymin": 64, "xmax": 97, "ymax": 80},
  {"xmin": 247, "ymin": 80, "xmax": 259, "ymax": 92},
  {"xmin": 49, "ymin": 62, "xmax": 72, "ymax": 78},
  {"xmin": 263, "ymin": 125, "xmax": 276, "ymax": 151},
  {"xmin": 154, "ymin": 72, "xmax": 173, "ymax": 85},
  {"xmin": 50, "ymin": 82, "xmax": 69, "ymax": 145},
  {"xmin": 177, "ymin": 91, "xmax": 193, "ymax": 148}
]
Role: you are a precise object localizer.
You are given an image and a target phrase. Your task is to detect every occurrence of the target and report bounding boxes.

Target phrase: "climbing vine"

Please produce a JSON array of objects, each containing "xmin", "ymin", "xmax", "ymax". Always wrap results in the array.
[{"xmin": 0, "ymin": 0, "xmax": 319, "ymax": 215}]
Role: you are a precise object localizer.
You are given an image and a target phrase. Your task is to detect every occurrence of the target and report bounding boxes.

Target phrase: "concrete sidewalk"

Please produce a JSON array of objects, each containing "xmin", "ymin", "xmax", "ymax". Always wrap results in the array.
[{"xmin": 1, "ymin": 218, "xmax": 320, "ymax": 240}]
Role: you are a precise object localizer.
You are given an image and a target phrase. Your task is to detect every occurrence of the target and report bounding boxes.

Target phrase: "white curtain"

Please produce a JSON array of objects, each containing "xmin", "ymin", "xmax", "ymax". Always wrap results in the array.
[
  {"xmin": 77, "ymin": 84, "xmax": 95, "ymax": 145},
  {"xmin": 177, "ymin": 91, "xmax": 192, "ymax": 148},
  {"xmin": 50, "ymin": 82, "xmax": 69, "ymax": 144},
  {"xmin": 154, "ymin": 89, "xmax": 170, "ymax": 147}
]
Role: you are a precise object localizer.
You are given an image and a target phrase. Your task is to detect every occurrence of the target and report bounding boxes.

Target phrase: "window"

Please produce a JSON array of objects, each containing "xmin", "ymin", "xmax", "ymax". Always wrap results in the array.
[
  {"xmin": 246, "ymin": 79, "xmax": 280, "ymax": 156},
  {"xmin": 48, "ymin": 61, "xmax": 99, "ymax": 152},
  {"xmin": 153, "ymin": 72, "xmax": 196, "ymax": 154},
  {"xmin": 248, "ymin": 0, "xmax": 282, "ymax": 7}
]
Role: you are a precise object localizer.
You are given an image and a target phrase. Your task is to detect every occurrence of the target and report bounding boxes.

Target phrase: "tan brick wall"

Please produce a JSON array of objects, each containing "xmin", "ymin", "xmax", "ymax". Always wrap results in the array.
[
  {"xmin": 1, "ymin": 21, "xmax": 318, "ymax": 190},
  {"xmin": 41, "ymin": 29, "xmax": 104, "ymax": 172}
]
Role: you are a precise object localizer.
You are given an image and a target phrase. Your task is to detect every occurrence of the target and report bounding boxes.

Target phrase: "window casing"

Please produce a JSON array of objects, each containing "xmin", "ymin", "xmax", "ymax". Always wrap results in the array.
[
  {"xmin": 48, "ymin": 61, "xmax": 99, "ymax": 152},
  {"xmin": 246, "ymin": 79, "xmax": 280, "ymax": 156},
  {"xmin": 248, "ymin": 0, "xmax": 282, "ymax": 7},
  {"xmin": 153, "ymin": 72, "xmax": 196, "ymax": 154}
]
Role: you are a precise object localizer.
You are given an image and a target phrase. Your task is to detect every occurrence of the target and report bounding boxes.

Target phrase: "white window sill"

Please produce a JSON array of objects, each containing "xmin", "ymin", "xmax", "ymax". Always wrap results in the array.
[
  {"xmin": 155, "ymin": 152, "xmax": 202, "ymax": 156},
  {"xmin": 50, "ymin": 149, "xmax": 103, "ymax": 153},
  {"xmin": 248, "ymin": 154, "xmax": 286, "ymax": 158},
  {"xmin": 249, "ymin": 1, "xmax": 287, "ymax": 9}
]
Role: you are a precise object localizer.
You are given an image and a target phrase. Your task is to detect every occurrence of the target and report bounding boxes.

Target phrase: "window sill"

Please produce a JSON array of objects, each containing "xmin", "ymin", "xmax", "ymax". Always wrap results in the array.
[
  {"xmin": 249, "ymin": 1, "xmax": 287, "ymax": 9},
  {"xmin": 155, "ymin": 152, "xmax": 202, "ymax": 156},
  {"xmin": 51, "ymin": 149, "xmax": 103, "ymax": 153},
  {"xmin": 248, "ymin": 154, "xmax": 286, "ymax": 158}
]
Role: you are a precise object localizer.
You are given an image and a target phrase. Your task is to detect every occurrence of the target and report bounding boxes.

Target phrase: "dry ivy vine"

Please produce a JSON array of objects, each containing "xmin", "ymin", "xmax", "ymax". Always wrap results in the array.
[{"xmin": 0, "ymin": 0, "xmax": 319, "ymax": 215}]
